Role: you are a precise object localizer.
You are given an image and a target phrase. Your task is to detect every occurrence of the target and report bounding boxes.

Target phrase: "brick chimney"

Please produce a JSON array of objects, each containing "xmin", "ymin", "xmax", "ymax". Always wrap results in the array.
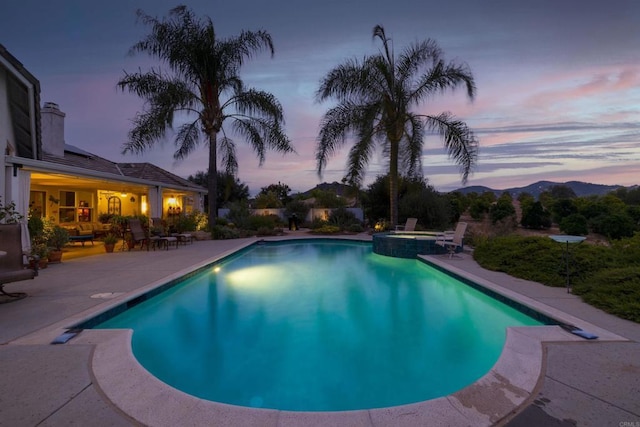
[{"xmin": 40, "ymin": 102, "xmax": 65, "ymax": 157}]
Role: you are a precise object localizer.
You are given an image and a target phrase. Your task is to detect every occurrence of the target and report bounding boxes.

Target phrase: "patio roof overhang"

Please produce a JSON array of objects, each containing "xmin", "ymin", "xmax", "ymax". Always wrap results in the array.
[{"xmin": 5, "ymin": 155, "xmax": 207, "ymax": 195}]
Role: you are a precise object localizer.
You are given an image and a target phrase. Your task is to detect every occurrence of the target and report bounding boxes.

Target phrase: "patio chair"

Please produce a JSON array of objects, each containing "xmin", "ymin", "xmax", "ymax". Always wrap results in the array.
[
  {"xmin": 0, "ymin": 223, "xmax": 38, "ymax": 302},
  {"xmin": 127, "ymin": 219, "xmax": 150, "ymax": 251},
  {"xmin": 395, "ymin": 217, "xmax": 418, "ymax": 232},
  {"xmin": 435, "ymin": 222, "xmax": 468, "ymax": 258},
  {"xmin": 148, "ymin": 217, "xmax": 178, "ymax": 250}
]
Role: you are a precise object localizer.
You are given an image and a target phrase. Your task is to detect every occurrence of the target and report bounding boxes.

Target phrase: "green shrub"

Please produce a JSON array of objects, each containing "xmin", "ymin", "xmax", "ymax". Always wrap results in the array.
[
  {"xmin": 347, "ymin": 223, "xmax": 364, "ymax": 233},
  {"xmin": 474, "ymin": 235, "xmax": 639, "ymax": 323},
  {"xmin": 328, "ymin": 207, "xmax": 359, "ymax": 230},
  {"xmin": 489, "ymin": 197, "xmax": 516, "ymax": 225},
  {"xmin": 469, "ymin": 199, "xmax": 490, "ymax": 220},
  {"xmin": 211, "ymin": 225, "xmax": 240, "ymax": 239},
  {"xmin": 310, "ymin": 217, "xmax": 329, "ymax": 229},
  {"xmin": 310, "ymin": 225, "xmax": 341, "ymax": 234},
  {"xmin": 284, "ymin": 199, "xmax": 310, "ymax": 223},
  {"xmin": 226, "ymin": 201, "xmax": 251, "ymax": 229},
  {"xmin": 256, "ymin": 226, "xmax": 280, "ymax": 236},
  {"xmin": 215, "ymin": 216, "xmax": 229, "ymax": 226},
  {"xmin": 573, "ymin": 267, "xmax": 640, "ymax": 322},
  {"xmin": 247, "ymin": 214, "xmax": 280, "ymax": 231},
  {"xmin": 560, "ymin": 213, "xmax": 589, "ymax": 235},
  {"xmin": 590, "ymin": 212, "xmax": 636, "ymax": 240},
  {"xmin": 521, "ymin": 201, "xmax": 552, "ymax": 229},
  {"xmin": 173, "ymin": 211, "xmax": 206, "ymax": 231}
]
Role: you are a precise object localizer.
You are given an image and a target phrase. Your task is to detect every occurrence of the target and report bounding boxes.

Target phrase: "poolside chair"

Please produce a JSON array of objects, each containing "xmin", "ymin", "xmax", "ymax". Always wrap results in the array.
[
  {"xmin": 127, "ymin": 219, "xmax": 150, "ymax": 251},
  {"xmin": 148, "ymin": 217, "xmax": 178, "ymax": 250},
  {"xmin": 435, "ymin": 222, "xmax": 467, "ymax": 258},
  {"xmin": 0, "ymin": 223, "xmax": 38, "ymax": 302},
  {"xmin": 395, "ymin": 217, "xmax": 418, "ymax": 232}
]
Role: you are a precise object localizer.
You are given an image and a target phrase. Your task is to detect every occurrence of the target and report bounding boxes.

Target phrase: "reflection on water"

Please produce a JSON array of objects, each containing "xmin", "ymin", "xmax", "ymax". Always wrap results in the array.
[{"xmin": 97, "ymin": 240, "xmax": 541, "ymax": 411}]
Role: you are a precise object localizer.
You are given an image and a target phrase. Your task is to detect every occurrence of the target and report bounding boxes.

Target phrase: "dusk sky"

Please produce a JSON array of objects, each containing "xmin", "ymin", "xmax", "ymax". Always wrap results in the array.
[{"xmin": 2, "ymin": 1, "xmax": 639, "ymax": 195}]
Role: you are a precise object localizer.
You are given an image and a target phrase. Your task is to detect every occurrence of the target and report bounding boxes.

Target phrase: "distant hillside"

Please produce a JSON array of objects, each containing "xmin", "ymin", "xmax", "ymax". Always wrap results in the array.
[
  {"xmin": 454, "ymin": 180, "xmax": 624, "ymax": 198},
  {"xmin": 299, "ymin": 182, "xmax": 352, "ymax": 197}
]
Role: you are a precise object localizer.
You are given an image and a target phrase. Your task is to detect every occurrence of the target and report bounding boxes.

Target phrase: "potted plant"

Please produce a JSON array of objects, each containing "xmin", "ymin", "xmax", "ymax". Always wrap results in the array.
[
  {"xmin": 46, "ymin": 225, "xmax": 70, "ymax": 263},
  {"xmin": 103, "ymin": 233, "xmax": 118, "ymax": 253},
  {"xmin": 125, "ymin": 232, "xmax": 136, "ymax": 250},
  {"xmin": 31, "ymin": 243, "xmax": 50, "ymax": 269}
]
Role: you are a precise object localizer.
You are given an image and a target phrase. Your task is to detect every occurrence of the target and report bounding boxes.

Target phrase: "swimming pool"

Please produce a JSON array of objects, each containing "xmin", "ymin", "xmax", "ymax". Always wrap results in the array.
[{"xmin": 92, "ymin": 239, "xmax": 545, "ymax": 412}]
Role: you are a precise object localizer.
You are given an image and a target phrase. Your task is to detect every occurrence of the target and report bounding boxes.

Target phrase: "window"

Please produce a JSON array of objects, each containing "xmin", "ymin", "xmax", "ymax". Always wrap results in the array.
[
  {"xmin": 59, "ymin": 191, "xmax": 76, "ymax": 223},
  {"xmin": 29, "ymin": 191, "xmax": 46, "ymax": 218}
]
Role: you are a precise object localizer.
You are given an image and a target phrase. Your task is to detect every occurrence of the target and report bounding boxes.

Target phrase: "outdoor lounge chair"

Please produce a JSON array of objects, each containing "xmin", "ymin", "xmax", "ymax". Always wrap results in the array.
[
  {"xmin": 435, "ymin": 222, "xmax": 467, "ymax": 258},
  {"xmin": 0, "ymin": 223, "xmax": 38, "ymax": 302},
  {"xmin": 395, "ymin": 217, "xmax": 418, "ymax": 232},
  {"xmin": 127, "ymin": 219, "xmax": 151, "ymax": 250},
  {"xmin": 148, "ymin": 217, "xmax": 178, "ymax": 250}
]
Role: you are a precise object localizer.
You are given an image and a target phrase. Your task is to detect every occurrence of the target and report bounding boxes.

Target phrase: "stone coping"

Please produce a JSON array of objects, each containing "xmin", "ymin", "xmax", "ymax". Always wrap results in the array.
[
  {"xmin": 22, "ymin": 236, "xmax": 628, "ymax": 426},
  {"xmin": 83, "ymin": 325, "xmax": 605, "ymax": 427}
]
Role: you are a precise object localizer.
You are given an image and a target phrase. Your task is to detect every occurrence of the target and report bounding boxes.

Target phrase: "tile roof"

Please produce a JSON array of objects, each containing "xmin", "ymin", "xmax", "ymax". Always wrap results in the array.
[
  {"xmin": 42, "ymin": 144, "xmax": 206, "ymax": 192},
  {"xmin": 117, "ymin": 162, "xmax": 205, "ymax": 190},
  {"xmin": 42, "ymin": 144, "xmax": 122, "ymax": 175}
]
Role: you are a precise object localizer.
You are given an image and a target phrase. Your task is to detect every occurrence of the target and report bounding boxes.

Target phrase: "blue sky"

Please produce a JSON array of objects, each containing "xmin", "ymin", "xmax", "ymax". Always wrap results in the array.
[{"xmin": 2, "ymin": 0, "xmax": 639, "ymax": 194}]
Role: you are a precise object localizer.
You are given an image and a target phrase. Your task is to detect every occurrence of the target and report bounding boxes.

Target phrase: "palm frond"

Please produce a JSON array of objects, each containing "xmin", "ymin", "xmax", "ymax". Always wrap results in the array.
[
  {"xmin": 425, "ymin": 112, "xmax": 478, "ymax": 183},
  {"xmin": 401, "ymin": 114, "xmax": 425, "ymax": 176},
  {"xmin": 218, "ymin": 135, "xmax": 239, "ymax": 175},
  {"xmin": 173, "ymin": 121, "xmax": 201, "ymax": 160},
  {"xmin": 412, "ymin": 60, "xmax": 476, "ymax": 103}
]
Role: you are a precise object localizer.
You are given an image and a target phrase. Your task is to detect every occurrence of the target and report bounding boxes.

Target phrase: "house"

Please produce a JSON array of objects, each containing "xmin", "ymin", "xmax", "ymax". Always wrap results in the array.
[{"xmin": 1, "ymin": 44, "xmax": 206, "ymax": 244}]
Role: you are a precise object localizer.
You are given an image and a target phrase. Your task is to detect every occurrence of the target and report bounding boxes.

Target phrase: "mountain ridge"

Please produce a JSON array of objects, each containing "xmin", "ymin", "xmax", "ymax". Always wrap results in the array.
[{"xmin": 454, "ymin": 180, "xmax": 631, "ymax": 198}]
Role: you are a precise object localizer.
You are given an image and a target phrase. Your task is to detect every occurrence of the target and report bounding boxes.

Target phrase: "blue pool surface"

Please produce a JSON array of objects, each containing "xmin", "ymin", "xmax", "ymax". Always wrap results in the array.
[{"xmin": 95, "ymin": 240, "xmax": 543, "ymax": 411}]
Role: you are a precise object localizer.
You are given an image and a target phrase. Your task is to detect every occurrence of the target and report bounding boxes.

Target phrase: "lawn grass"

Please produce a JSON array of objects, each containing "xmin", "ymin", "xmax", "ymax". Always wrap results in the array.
[{"xmin": 473, "ymin": 233, "xmax": 640, "ymax": 323}]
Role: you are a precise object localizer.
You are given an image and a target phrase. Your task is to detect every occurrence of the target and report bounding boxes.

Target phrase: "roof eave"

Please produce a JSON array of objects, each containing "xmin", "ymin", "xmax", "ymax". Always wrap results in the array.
[{"xmin": 5, "ymin": 155, "xmax": 207, "ymax": 194}]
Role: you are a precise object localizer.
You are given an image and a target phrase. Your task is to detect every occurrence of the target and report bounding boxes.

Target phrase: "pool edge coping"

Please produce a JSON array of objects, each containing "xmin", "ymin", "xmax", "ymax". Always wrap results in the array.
[
  {"xmin": 84, "ymin": 324, "xmax": 607, "ymax": 427},
  {"xmin": 20, "ymin": 236, "xmax": 630, "ymax": 426}
]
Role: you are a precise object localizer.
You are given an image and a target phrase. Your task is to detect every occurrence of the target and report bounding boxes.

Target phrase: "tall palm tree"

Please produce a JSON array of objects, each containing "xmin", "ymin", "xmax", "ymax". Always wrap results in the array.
[
  {"xmin": 117, "ymin": 6, "xmax": 294, "ymax": 227},
  {"xmin": 316, "ymin": 25, "xmax": 478, "ymax": 226}
]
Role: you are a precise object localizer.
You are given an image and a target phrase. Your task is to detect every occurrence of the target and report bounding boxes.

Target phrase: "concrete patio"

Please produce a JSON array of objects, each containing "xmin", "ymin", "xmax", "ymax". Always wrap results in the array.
[{"xmin": 0, "ymin": 234, "xmax": 638, "ymax": 426}]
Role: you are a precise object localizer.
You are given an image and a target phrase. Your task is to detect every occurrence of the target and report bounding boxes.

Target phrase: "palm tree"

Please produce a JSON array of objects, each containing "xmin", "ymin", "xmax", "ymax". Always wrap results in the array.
[
  {"xmin": 316, "ymin": 25, "xmax": 478, "ymax": 226},
  {"xmin": 117, "ymin": 6, "xmax": 294, "ymax": 227}
]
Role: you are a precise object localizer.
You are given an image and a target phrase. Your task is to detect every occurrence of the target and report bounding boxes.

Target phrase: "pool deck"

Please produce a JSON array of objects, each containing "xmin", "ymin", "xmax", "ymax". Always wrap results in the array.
[{"xmin": 1, "ymin": 233, "xmax": 638, "ymax": 426}]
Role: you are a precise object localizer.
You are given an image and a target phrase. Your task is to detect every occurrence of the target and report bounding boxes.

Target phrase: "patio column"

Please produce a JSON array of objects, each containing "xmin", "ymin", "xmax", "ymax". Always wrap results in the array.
[{"xmin": 147, "ymin": 186, "xmax": 163, "ymax": 219}]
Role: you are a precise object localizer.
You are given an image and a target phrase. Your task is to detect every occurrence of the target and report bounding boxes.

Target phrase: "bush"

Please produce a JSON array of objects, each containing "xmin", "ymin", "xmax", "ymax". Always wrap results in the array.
[
  {"xmin": 328, "ymin": 207, "xmax": 359, "ymax": 230},
  {"xmin": 28, "ymin": 215, "xmax": 45, "ymax": 243},
  {"xmin": 347, "ymin": 223, "xmax": 364, "ymax": 233},
  {"xmin": 247, "ymin": 214, "xmax": 280, "ymax": 231},
  {"xmin": 226, "ymin": 201, "xmax": 251, "ymax": 229},
  {"xmin": 473, "ymin": 235, "xmax": 638, "ymax": 323},
  {"xmin": 256, "ymin": 226, "xmax": 280, "ymax": 236},
  {"xmin": 399, "ymin": 188, "xmax": 451, "ymax": 229},
  {"xmin": 284, "ymin": 199, "xmax": 310, "ymax": 221},
  {"xmin": 310, "ymin": 217, "xmax": 329, "ymax": 229},
  {"xmin": 573, "ymin": 267, "xmax": 640, "ymax": 322},
  {"xmin": 211, "ymin": 225, "xmax": 240, "ymax": 240},
  {"xmin": 521, "ymin": 201, "xmax": 552, "ymax": 229},
  {"xmin": 310, "ymin": 225, "xmax": 341, "ymax": 234},
  {"xmin": 560, "ymin": 214, "xmax": 589, "ymax": 235},
  {"xmin": 590, "ymin": 212, "xmax": 636, "ymax": 240},
  {"xmin": 173, "ymin": 211, "xmax": 207, "ymax": 231},
  {"xmin": 489, "ymin": 197, "xmax": 516, "ymax": 225},
  {"xmin": 469, "ymin": 199, "xmax": 490, "ymax": 220}
]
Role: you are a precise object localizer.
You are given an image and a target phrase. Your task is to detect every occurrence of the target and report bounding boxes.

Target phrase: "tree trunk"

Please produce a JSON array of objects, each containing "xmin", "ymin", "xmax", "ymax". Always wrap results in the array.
[
  {"xmin": 207, "ymin": 132, "xmax": 218, "ymax": 229},
  {"xmin": 389, "ymin": 138, "xmax": 399, "ymax": 226}
]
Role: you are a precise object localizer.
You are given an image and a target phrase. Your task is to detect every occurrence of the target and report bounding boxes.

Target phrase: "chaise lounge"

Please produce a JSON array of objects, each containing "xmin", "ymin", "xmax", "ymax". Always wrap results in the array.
[{"xmin": 435, "ymin": 222, "xmax": 467, "ymax": 258}]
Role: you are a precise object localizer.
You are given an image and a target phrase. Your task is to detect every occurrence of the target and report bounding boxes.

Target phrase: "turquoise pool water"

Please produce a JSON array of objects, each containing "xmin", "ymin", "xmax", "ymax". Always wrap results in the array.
[{"xmin": 95, "ymin": 240, "xmax": 543, "ymax": 411}]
